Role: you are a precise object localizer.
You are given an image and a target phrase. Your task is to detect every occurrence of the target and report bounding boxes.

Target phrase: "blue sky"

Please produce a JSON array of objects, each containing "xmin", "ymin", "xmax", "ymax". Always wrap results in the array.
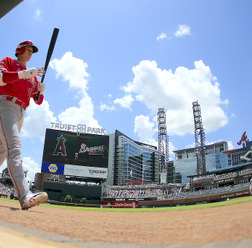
[{"xmin": 1, "ymin": 0, "xmax": 252, "ymax": 181}]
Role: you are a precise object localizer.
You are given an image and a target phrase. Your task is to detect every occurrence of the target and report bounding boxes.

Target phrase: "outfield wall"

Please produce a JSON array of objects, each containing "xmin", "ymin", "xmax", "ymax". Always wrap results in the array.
[
  {"xmin": 138, "ymin": 188, "xmax": 250, "ymax": 208},
  {"xmin": 43, "ymin": 182, "xmax": 102, "ymax": 204}
]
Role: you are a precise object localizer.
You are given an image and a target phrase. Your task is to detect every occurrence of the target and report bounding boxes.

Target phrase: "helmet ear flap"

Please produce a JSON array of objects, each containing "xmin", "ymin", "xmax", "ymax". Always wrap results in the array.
[{"xmin": 15, "ymin": 47, "xmax": 25, "ymax": 57}]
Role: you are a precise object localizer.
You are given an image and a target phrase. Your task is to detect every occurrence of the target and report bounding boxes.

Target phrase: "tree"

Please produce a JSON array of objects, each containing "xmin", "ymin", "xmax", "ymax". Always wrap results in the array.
[{"xmin": 64, "ymin": 195, "xmax": 72, "ymax": 203}]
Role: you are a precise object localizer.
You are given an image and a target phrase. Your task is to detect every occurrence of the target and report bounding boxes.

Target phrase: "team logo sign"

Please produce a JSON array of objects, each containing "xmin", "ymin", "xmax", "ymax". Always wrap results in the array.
[
  {"xmin": 53, "ymin": 134, "xmax": 67, "ymax": 156},
  {"xmin": 43, "ymin": 129, "xmax": 109, "ymax": 169},
  {"xmin": 237, "ymin": 131, "xmax": 249, "ymax": 146}
]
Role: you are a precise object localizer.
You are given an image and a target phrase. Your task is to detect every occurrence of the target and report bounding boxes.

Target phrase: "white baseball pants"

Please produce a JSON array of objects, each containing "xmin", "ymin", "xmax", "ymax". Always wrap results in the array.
[{"xmin": 0, "ymin": 96, "xmax": 29, "ymax": 201}]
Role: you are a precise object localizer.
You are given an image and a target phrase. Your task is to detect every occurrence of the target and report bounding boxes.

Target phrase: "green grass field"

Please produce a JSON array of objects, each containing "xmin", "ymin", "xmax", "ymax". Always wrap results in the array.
[{"xmin": 1, "ymin": 195, "xmax": 251, "ymax": 212}]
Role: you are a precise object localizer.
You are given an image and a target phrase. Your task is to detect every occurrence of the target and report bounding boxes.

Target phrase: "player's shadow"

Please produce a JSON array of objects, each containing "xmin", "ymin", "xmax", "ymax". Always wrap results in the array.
[
  {"xmin": 0, "ymin": 205, "xmax": 45, "ymax": 213},
  {"xmin": 10, "ymin": 207, "xmax": 19, "ymax": 211},
  {"xmin": 0, "ymin": 205, "xmax": 20, "ymax": 211}
]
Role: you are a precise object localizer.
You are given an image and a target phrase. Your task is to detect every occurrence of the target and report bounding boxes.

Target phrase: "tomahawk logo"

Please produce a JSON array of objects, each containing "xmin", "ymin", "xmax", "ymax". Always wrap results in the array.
[
  {"xmin": 53, "ymin": 134, "xmax": 67, "ymax": 156},
  {"xmin": 237, "ymin": 131, "xmax": 249, "ymax": 146}
]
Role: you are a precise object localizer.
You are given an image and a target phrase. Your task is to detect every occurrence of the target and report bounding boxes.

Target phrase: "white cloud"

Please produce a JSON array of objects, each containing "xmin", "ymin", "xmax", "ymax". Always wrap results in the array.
[
  {"xmin": 100, "ymin": 103, "xmax": 116, "ymax": 111},
  {"xmin": 134, "ymin": 115, "xmax": 157, "ymax": 146},
  {"xmin": 22, "ymin": 100, "xmax": 56, "ymax": 140},
  {"xmin": 0, "ymin": 161, "xmax": 7, "ymax": 175},
  {"xmin": 22, "ymin": 157, "xmax": 40, "ymax": 182},
  {"xmin": 231, "ymin": 113, "xmax": 237, "ymax": 118},
  {"xmin": 114, "ymin": 94, "xmax": 134, "ymax": 110},
  {"xmin": 58, "ymin": 93, "xmax": 100, "ymax": 127},
  {"xmin": 34, "ymin": 9, "xmax": 42, "ymax": 21},
  {"xmin": 122, "ymin": 59, "xmax": 228, "ymax": 136},
  {"xmin": 175, "ymin": 24, "xmax": 191, "ymax": 37},
  {"xmin": 157, "ymin": 24, "xmax": 191, "ymax": 42},
  {"xmin": 50, "ymin": 52, "xmax": 90, "ymax": 92},
  {"xmin": 50, "ymin": 52, "xmax": 101, "ymax": 128},
  {"xmin": 156, "ymin": 32, "xmax": 167, "ymax": 41}
]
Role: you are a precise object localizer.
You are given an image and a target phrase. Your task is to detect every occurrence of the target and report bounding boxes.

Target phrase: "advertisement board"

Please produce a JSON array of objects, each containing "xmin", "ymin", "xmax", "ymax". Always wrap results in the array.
[
  {"xmin": 64, "ymin": 164, "xmax": 108, "ymax": 179},
  {"xmin": 41, "ymin": 128, "xmax": 109, "ymax": 179},
  {"xmin": 41, "ymin": 162, "xmax": 65, "ymax": 175},
  {"xmin": 101, "ymin": 201, "xmax": 138, "ymax": 208}
]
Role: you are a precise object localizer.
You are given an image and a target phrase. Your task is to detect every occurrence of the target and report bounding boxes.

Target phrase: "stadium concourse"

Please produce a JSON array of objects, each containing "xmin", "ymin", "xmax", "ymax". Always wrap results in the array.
[{"xmin": 102, "ymin": 182, "xmax": 249, "ymax": 201}]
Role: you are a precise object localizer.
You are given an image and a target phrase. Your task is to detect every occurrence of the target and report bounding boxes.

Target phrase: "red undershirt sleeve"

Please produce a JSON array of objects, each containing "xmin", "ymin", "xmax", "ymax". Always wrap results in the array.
[{"xmin": 2, "ymin": 71, "xmax": 19, "ymax": 83}]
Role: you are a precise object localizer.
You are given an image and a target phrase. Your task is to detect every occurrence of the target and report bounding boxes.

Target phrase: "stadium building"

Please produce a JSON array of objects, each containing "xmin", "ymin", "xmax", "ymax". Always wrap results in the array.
[
  {"xmin": 174, "ymin": 141, "xmax": 229, "ymax": 182},
  {"xmin": 110, "ymin": 130, "xmax": 159, "ymax": 186},
  {"xmin": 174, "ymin": 133, "xmax": 252, "ymax": 191},
  {"xmin": 174, "ymin": 132, "xmax": 251, "ymax": 182}
]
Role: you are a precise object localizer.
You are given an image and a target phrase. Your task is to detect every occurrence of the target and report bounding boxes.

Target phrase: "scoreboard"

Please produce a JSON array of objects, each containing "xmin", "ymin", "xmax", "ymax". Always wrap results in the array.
[{"xmin": 41, "ymin": 128, "xmax": 109, "ymax": 179}]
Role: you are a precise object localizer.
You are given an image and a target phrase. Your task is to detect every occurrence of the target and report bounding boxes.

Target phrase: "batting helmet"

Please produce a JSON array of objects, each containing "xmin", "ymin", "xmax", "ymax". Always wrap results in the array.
[{"xmin": 15, "ymin": 40, "xmax": 38, "ymax": 57}]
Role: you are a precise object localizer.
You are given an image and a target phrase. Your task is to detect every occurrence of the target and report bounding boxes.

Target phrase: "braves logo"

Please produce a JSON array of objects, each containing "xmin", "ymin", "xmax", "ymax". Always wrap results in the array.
[{"xmin": 237, "ymin": 131, "xmax": 249, "ymax": 145}]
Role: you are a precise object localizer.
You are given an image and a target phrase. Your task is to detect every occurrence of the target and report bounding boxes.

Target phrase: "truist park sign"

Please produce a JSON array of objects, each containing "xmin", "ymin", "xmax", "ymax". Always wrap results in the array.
[{"xmin": 51, "ymin": 122, "xmax": 106, "ymax": 135}]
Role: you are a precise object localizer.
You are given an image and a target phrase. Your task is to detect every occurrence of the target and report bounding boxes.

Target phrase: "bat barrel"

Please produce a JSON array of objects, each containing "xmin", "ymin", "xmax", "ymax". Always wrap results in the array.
[{"xmin": 35, "ymin": 28, "xmax": 59, "ymax": 102}]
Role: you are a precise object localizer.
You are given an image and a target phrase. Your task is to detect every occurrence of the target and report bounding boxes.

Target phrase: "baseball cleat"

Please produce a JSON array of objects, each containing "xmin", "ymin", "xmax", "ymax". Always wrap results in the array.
[{"xmin": 20, "ymin": 192, "xmax": 48, "ymax": 210}]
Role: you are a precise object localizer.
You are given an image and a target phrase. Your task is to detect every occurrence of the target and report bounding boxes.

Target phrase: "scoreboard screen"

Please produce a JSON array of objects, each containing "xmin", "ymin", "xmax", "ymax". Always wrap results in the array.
[{"xmin": 42, "ymin": 129, "xmax": 109, "ymax": 178}]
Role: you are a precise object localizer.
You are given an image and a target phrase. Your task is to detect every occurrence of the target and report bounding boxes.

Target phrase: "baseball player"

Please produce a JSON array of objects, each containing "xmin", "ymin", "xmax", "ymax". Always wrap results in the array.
[{"xmin": 0, "ymin": 40, "xmax": 48, "ymax": 210}]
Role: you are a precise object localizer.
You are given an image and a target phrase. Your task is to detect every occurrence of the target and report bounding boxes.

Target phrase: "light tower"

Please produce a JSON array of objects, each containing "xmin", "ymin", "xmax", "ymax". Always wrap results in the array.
[
  {"xmin": 157, "ymin": 108, "xmax": 169, "ymax": 183},
  {"xmin": 192, "ymin": 101, "xmax": 206, "ymax": 175}
]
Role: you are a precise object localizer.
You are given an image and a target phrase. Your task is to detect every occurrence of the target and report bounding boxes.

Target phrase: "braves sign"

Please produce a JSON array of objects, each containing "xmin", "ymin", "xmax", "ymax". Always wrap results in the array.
[{"xmin": 237, "ymin": 131, "xmax": 249, "ymax": 146}]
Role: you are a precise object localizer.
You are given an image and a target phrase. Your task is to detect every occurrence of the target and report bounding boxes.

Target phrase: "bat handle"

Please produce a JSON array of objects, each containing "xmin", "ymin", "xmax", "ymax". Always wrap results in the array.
[
  {"xmin": 35, "ymin": 76, "xmax": 45, "ymax": 102},
  {"xmin": 35, "ymin": 91, "xmax": 41, "ymax": 102}
]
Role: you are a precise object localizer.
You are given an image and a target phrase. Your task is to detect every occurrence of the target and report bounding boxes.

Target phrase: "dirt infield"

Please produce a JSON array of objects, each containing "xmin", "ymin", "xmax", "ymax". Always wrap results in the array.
[{"xmin": 0, "ymin": 198, "xmax": 252, "ymax": 247}]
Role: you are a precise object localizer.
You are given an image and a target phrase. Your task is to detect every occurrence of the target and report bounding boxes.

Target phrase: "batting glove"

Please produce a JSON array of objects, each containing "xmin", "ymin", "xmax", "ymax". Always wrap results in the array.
[
  {"xmin": 18, "ymin": 67, "xmax": 45, "ymax": 79},
  {"xmin": 38, "ymin": 82, "xmax": 45, "ymax": 94}
]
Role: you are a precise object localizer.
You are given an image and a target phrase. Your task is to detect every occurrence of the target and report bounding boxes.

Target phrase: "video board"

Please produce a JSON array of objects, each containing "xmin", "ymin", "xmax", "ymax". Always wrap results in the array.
[{"xmin": 41, "ymin": 128, "xmax": 109, "ymax": 179}]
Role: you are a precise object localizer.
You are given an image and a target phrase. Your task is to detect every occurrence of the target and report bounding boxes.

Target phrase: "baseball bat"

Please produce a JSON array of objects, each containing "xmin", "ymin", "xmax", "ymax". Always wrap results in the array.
[{"xmin": 35, "ymin": 27, "xmax": 59, "ymax": 101}]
